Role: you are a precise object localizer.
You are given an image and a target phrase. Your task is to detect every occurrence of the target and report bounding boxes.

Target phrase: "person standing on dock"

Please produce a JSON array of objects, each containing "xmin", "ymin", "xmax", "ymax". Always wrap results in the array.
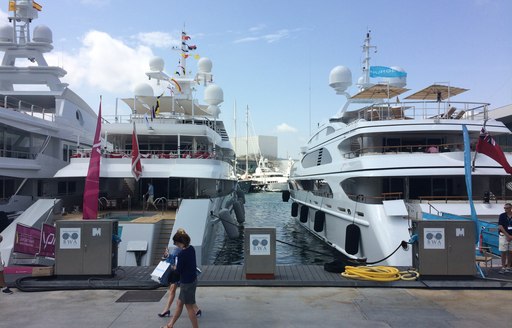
[
  {"xmin": 145, "ymin": 182, "xmax": 158, "ymax": 210},
  {"xmin": 498, "ymin": 203, "xmax": 512, "ymax": 274},
  {"xmin": 0, "ymin": 234, "xmax": 13, "ymax": 294}
]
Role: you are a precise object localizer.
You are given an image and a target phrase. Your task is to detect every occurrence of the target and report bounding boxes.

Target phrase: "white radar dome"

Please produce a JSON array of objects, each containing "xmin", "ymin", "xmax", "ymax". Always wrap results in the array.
[
  {"xmin": 197, "ymin": 57, "xmax": 212, "ymax": 74},
  {"xmin": 134, "ymin": 83, "xmax": 154, "ymax": 97},
  {"xmin": 204, "ymin": 84, "xmax": 223, "ymax": 106},
  {"xmin": 33, "ymin": 25, "xmax": 53, "ymax": 43},
  {"xmin": 207, "ymin": 105, "xmax": 220, "ymax": 118},
  {"xmin": 0, "ymin": 25, "xmax": 13, "ymax": 42},
  {"xmin": 329, "ymin": 66, "xmax": 352, "ymax": 94},
  {"xmin": 380, "ymin": 66, "xmax": 407, "ymax": 88},
  {"xmin": 149, "ymin": 57, "xmax": 165, "ymax": 72}
]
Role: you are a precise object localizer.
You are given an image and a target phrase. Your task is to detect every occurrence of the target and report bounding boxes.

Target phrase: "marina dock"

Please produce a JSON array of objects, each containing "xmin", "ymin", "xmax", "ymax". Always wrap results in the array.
[
  {"xmin": 2, "ymin": 265, "xmax": 512, "ymax": 328},
  {"xmin": 7, "ymin": 264, "xmax": 512, "ymax": 292}
]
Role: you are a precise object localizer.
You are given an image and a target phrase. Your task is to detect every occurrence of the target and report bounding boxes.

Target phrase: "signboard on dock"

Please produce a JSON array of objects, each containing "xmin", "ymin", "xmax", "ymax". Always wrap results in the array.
[
  {"xmin": 423, "ymin": 228, "xmax": 445, "ymax": 249},
  {"xmin": 249, "ymin": 234, "xmax": 271, "ymax": 255}
]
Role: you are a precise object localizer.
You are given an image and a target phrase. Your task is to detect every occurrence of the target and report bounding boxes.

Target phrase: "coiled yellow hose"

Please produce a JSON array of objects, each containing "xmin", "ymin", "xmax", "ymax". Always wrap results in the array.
[{"xmin": 341, "ymin": 266, "xmax": 419, "ymax": 281}]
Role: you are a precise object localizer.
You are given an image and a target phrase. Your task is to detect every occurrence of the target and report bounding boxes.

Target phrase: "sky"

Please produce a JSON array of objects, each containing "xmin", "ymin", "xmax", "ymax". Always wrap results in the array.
[{"xmin": 1, "ymin": 0, "xmax": 511, "ymax": 159}]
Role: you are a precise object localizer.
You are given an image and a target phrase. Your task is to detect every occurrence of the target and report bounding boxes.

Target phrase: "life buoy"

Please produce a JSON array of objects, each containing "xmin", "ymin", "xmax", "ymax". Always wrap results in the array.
[
  {"xmin": 219, "ymin": 209, "xmax": 239, "ymax": 239},
  {"xmin": 233, "ymin": 200, "xmax": 245, "ymax": 224},
  {"xmin": 314, "ymin": 211, "xmax": 325, "ymax": 232},
  {"xmin": 299, "ymin": 205, "xmax": 308, "ymax": 223},
  {"xmin": 291, "ymin": 202, "xmax": 298, "ymax": 217},
  {"xmin": 282, "ymin": 190, "xmax": 290, "ymax": 202},
  {"xmin": 345, "ymin": 224, "xmax": 361, "ymax": 255}
]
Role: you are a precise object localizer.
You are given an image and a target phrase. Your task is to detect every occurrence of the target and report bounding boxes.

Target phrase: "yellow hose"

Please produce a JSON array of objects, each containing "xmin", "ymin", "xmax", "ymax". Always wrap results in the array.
[{"xmin": 341, "ymin": 266, "xmax": 419, "ymax": 281}]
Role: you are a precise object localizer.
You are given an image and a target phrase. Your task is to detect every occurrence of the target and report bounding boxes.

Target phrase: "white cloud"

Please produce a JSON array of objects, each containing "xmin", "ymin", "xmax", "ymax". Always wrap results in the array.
[
  {"xmin": 134, "ymin": 31, "xmax": 178, "ymax": 48},
  {"xmin": 47, "ymin": 30, "xmax": 155, "ymax": 94},
  {"xmin": 249, "ymin": 24, "xmax": 266, "ymax": 32},
  {"xmin": 276, "ymin": 123, "xmax": 297, "ymax": 133},
  {"xmin": 234, "ymin": 29, "xmax": 291, "ymax": 44}
]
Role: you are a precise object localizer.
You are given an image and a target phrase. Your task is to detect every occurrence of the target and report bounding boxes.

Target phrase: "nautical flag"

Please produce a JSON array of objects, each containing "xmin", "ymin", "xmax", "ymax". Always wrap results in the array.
[
  {"xmin": 8, "ymin": 1, "xmax": 15, "ymax": 11},
  {"xmin": 144, "ymin": 113, "xmax": 151, "ymax": 129},
  {"xmin": 131, "ymin": 122, "xmax": 142, "ymax": 181},
  {"xmin": 476, "ymin": 127, "xmax": 512, "ymax": 174},
  {"xmin": 187, "ymin": 45, "xmax": 197, "ymax": 50},
  {"xmin": 32, "ymin": 1, "xmax": 42, "ymax": 11},
  {"xmin": 181, "ymin": 32, "xmax": 191, "ymax": 41},
  {"xmin": 155, "ymin": 93, "xmax": 163, "ymax": 115},
  {"xmin": 170, "ymin": 78, "xmax": 182, "ymax": 93},
  {"xmin": 82, "ymin": 98, "xmax": 102, "ymax": 220}
]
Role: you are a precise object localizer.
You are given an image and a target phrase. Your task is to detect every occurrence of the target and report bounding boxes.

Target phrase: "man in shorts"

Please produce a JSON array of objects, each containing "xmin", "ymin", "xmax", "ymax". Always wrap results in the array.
[
  {"xmin": 498, "ymin": 203, "xmax": 512, "ymax": 273},
  {"xmin": 0, "ymin": 234, "xmax": 13, "ymax": 294},
  {"xmin": 145, "ymin": 182, "xmax": 158, "ymax": 210}
]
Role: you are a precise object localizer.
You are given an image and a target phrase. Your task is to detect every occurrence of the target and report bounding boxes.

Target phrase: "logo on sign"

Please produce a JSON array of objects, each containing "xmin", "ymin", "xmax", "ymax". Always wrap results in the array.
[
  {"xmin": 424, "ymin": 228, "xmax": 445, "ymax": 249},
  {"xmin": 60, "ymin": 227, "xmax": 81, "ymax": 249},
  {"xmin": 92, "ymin": 228, "xmax": 102, "ymax": 237},
  {"xmin": 250, "ymin": 234, "xmax": 271, "ymax": 256}
]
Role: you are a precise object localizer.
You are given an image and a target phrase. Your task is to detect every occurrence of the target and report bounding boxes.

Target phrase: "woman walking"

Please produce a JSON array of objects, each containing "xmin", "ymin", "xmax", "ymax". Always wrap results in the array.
[{"xmin": 162, "ymin": 230, "xmax": 199, "ymax": 328}]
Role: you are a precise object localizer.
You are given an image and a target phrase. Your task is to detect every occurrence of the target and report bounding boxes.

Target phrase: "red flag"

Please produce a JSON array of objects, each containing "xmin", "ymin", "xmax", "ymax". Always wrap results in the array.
[
  {"xmin": 131, "ymin": 122, "xmax": 142, "ymax": 181},
  {"xmin": 82, "ymin": 100, "xmax": 102, "ymax": 220},
  {"xmin": 476, "ymin": 127, "xmax": 512, "ymax": 174}
]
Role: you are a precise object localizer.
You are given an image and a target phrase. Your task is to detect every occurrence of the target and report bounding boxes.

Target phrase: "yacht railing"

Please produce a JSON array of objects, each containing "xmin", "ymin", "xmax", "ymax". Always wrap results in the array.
[
  {"xmin": 0, "ymin": 149, "xmax": 37, "ymax": 159},
  {"xmin": 71, "ymin": 148, "xmax": 218, "ymax": 160},
  {"xmin": 344, "ymin": 142, "xmax": 466, "ymax": 158},
  {"xmin": 1, "ymin": 95, "xmax": 55, "ymax": 122},
  {"xmin": 356, "ymin": 100, "xmax": 489, "ymax": 122}
]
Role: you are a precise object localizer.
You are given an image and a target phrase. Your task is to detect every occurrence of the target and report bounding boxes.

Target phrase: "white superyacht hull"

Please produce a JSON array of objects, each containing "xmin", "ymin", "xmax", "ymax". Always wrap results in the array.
[{"xmin": 289, "ymin": 31, "xmax": 512, "ymax": 267}]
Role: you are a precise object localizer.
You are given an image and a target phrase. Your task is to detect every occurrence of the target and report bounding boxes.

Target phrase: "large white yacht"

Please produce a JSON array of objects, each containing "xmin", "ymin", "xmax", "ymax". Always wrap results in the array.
[
  {"xmin": 288, "ymin": 31, "xmax": 512, "ymax": 267},
  {"xmin": 251, "ymin": 157, "xmax": 290, "ymax": 192},
  {"xmin": 54, "ymin": 30, "xmax": 245, "ymax": 265},
  {"xmin": 0, "ymin": 1, "xmax": 97, "ymax": 218}
]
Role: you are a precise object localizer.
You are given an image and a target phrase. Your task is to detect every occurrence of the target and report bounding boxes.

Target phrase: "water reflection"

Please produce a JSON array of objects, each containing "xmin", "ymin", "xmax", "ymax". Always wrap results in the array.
[{"xmin": 210, "ymin": 192, "xmax": 341, "ymax": 265}]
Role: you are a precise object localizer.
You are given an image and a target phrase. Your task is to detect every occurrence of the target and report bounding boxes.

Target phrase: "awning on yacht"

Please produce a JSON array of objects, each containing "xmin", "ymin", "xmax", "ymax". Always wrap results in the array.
[
  {"xmin": 121, "ymin": 96, "xmax": 211, "ymax": 117},
  {"xmin": 404, "ymin": 84, "xmax": 468, "ymax": 101},
  {"xmin": 350, "ymin": 84, "xmax": 409, "ymax": 99}
]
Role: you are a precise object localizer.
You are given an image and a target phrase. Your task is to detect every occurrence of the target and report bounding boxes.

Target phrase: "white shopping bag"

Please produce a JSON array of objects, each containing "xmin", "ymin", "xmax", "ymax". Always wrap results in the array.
[{"xmin": 150, "ymin": 260, "xmax": 170, "ymax": 283}]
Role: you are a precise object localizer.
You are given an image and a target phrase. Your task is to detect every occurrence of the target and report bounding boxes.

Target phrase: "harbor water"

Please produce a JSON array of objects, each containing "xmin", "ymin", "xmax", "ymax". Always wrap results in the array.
[{"xmin": 210, "ymin": 192, "xmax": 341, "ymax": 265}]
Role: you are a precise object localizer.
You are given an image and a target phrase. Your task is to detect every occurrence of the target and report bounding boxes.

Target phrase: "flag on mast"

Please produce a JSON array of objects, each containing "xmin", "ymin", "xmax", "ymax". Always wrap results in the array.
[
  {"xmin": 82, "ymin": 98, "xmax": 102, "ymax": 220},
  {"xmin": 131, "ymin": 122, "xmax": 142, "ymax": 181},
  {"xmin": 475, "ymin": 127, "xmax": 512, "ymax": 174}
]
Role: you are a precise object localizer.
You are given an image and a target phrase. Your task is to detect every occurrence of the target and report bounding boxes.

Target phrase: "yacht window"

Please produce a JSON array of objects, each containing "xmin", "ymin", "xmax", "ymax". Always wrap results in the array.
[{"xmin": 301, "ymin": 148, "xmax": 332, "ymax": 168}]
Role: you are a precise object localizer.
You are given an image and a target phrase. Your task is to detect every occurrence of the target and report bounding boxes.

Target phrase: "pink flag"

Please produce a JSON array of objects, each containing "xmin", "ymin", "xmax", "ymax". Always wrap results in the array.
[
  {"xmin": 476, "ymin": 127, "xmax": 512, "ymax": 174},
  {"xmin": 131, "ymin": 122, "xmax": 142, "ymax": 181},
  {"xmin": 82, "ymin": 99, "xmax": 102, "ymax": 220}
]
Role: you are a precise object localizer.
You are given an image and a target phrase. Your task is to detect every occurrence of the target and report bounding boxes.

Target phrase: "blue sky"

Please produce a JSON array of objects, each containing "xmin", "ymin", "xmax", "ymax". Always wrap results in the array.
[{"xmin": 1, "ymin": 0, "xmax": 511, "ymax": 158}]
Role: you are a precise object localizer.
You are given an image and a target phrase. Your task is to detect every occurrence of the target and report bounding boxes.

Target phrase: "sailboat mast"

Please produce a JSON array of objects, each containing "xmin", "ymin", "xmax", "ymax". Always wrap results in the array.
[
  {"xmin": 233, "ymin": 100, "xmax": 237, "ymax": 175},
  {"xmin": 245, "ymin": 105, "xmax": 249, "ymax": 177}
]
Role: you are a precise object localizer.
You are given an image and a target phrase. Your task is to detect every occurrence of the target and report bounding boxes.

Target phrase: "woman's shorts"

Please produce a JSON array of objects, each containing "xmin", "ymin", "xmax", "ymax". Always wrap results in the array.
[
  {"xmin": 499, "ymin": 234, "xmax": 512, "ymax": 252},
  {"xmin": 178, "ymin": 280, "xmax": 197, "ymax": 305}
]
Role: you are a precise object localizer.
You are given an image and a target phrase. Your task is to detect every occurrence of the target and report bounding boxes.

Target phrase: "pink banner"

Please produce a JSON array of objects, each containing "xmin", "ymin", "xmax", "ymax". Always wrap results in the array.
[
  {"xmin": 13, "ymin": 224, "xmax": 41, "ymax": 255},
  {"xmin": 83, "ymin": 100, "xmax": 102, "ymax": 220},
  {"xmin": 39, "ymin": 223, "xmax": 56, "ymax": 258}
]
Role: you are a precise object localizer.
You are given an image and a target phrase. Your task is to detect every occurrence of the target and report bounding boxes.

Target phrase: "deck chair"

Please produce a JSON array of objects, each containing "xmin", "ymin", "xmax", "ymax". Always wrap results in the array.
[
  {"xmin": 442, "ymin": 107, "xmax": 456, "ymax": 119},
  {"xmin": 453, "ymin": 110, "xmax": 466, "ymax": 119},
  {"xmin": 390, "ymin": 107, "xmax": 404, "ymax": 119}
]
